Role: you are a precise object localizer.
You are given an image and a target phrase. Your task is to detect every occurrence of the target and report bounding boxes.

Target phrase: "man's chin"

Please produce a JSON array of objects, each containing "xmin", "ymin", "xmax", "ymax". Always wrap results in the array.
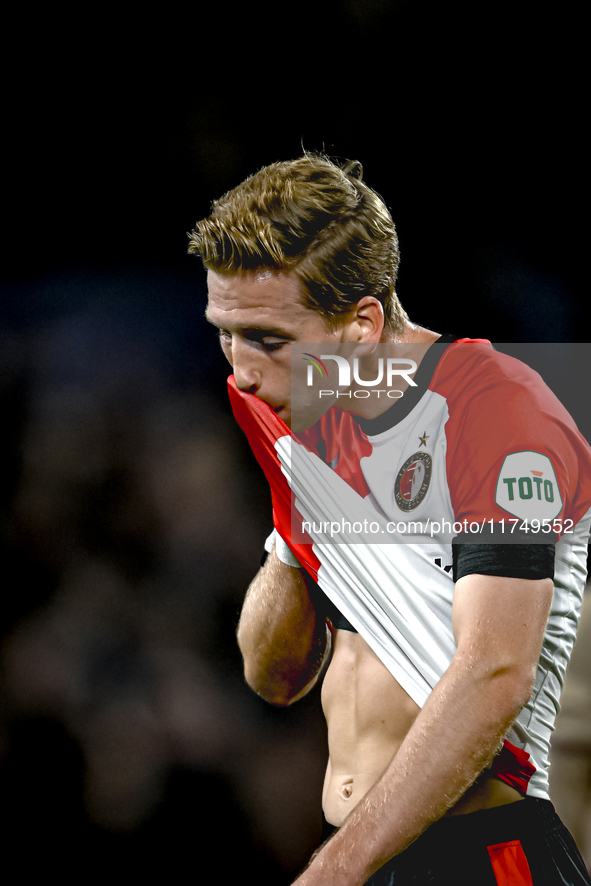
[
  {"xmin": 275, "ymin": 408, "xmax": 291, "ymax": 429},
  {"xmin": 291, "ymin": 395, "xmax": 338, "ymax": 432},
  {"xmin": 275, "ymin": 402, "xmax": 334, "ymax": 433},
  {"xmin": 290, "ymin": 410, "xmax": 327, "ymax": 434}
]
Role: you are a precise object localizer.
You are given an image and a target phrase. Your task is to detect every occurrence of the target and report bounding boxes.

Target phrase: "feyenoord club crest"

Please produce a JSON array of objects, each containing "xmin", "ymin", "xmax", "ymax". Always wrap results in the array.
[{"xmin": 395, "ymin": 452, "xmax": 432, "ymax": 511}]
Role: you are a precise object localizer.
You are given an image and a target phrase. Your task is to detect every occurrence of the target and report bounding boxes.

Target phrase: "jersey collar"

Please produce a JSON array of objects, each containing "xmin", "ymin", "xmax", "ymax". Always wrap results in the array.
[{"xmin": 352, "ymin": 333, "xmax": 457, "ymax": 435}]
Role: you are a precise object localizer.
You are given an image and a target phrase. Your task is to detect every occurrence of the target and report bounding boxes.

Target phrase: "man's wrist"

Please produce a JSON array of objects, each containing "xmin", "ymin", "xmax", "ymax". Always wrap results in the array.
[{"xmin": 265, "ymin": 528, "xmax": 302, "ymax": 568}]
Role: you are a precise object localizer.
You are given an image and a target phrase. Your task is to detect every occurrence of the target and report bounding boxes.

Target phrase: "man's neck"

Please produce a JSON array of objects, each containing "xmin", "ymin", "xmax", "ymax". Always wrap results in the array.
[
  {"xmin": 338, "ymin": 323, "xmax": 442, "ymax": 421},
  {"xmin": 381, "ymin": 320, "xmax": 441, "ymax": 345}
]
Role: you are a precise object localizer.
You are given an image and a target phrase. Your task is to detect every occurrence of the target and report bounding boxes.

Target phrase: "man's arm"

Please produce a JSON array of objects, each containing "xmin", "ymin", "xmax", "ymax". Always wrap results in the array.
[
  {"xmin": 237, "ymin": 546, "xmax": 331, "ymax": 706},
  {"xmin": 293, "ymin": 573, "xmax": 554, "ymax": 886}
]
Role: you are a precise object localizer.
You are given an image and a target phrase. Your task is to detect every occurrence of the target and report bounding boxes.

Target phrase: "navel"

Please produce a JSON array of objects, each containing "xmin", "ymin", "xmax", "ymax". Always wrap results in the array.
[{"xmin": 339, "ymin": 777, "xmax": 354, "ymax": 800}]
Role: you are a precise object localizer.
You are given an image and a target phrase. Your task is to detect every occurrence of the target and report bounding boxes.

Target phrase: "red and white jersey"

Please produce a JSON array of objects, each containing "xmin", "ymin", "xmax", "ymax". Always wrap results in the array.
[{"xmin": 229, "ymin": 339, "xmax": 591, "ymax": 800}]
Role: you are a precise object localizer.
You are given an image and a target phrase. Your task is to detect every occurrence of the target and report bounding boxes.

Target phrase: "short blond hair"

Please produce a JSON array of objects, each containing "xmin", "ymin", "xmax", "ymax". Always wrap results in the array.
[{"xmin": 188, "ymin": 154, "xmax": 408, "ymax": 331}]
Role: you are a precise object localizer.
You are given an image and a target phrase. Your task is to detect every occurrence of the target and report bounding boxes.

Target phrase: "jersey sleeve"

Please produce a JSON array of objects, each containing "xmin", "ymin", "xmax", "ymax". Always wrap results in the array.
[{"xmin": 433, "ymin": 343, "xmax": 591, "ymax": 545}]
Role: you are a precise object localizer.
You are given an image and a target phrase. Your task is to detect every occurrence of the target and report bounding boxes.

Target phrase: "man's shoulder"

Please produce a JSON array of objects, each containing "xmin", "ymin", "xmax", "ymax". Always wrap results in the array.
[
  {"xmin": 431, "ymin": 340, "xmax": 564, "ymax": 415},
  {"xmin": 433, "ymin": 339, "xmax": 536, "ymax": 384}
]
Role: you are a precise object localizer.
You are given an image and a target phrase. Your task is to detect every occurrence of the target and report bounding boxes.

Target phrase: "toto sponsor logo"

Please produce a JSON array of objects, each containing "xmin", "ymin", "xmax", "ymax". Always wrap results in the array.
[{"xmin": 495, "ymin": 451, "xmax": 562, "ymax": 521}]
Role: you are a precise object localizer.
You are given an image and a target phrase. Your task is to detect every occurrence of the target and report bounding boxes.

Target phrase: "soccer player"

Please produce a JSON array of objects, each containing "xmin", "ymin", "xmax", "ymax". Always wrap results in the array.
[{"xmin": 188, "ymin": 154, "xmax": 591, "ymax": 885}]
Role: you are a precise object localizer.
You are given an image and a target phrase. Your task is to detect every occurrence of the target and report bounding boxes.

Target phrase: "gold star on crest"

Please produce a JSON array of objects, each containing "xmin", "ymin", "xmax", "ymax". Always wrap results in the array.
[{"xmin": 419, "ymin": 431, "xmax": 430, "ymax": 448}]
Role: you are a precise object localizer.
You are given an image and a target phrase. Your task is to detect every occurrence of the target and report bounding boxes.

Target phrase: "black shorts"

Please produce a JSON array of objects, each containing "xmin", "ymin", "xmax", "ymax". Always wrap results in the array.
[{"xmin": 321, "ymin": 798, "xmax": 590, "ymax": 885}]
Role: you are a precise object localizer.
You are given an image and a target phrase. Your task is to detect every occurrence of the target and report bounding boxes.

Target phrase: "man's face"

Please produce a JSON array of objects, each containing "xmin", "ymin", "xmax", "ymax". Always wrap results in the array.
[{"xmin": 205, "ymin": 269, "xmax": 347, "ymax": 428}]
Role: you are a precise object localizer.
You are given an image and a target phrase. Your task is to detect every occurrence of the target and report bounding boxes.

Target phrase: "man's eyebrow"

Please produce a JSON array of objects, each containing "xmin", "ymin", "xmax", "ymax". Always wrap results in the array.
[
  {"xmin": 242, "ymin": 326, "xmax": 297, "ymax": 340},
  {"xmin": 204, "ymin": 311, "xmax": 295, "ymax": 338},
  {"xmin": 204, "ymin": 308, "xmax": 221, "ymax": 327}
]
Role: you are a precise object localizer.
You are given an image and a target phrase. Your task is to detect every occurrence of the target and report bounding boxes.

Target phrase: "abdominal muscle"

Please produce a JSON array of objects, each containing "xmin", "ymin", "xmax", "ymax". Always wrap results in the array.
[{"xmin": 321, "ymin": 628, "xmax": 523, "ymax": 828}]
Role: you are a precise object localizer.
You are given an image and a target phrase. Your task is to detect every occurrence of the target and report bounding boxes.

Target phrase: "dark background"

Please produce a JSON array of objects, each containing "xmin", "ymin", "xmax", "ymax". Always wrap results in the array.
[{"xmin": 1, "ymin": 1, "xmax": 587, "ymax": 881}]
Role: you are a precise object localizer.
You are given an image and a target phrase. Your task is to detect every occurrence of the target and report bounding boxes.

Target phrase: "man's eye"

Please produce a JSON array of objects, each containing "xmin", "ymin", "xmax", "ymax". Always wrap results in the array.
[
  {"xmin": 217, "ymin": 330, "xmax": 287, "ymax": 352},
  {"xmin": 261, "ymin": 338, "xmax": 287, "ymax": 352}
]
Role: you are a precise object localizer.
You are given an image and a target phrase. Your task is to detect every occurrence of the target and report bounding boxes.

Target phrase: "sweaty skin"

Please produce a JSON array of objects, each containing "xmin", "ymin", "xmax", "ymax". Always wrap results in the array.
[
  {"xmin": 321, "ymin": 628, "xmax": 422, "ymax": 826},
  {"xmin": 321, "ymin": 628, "xmax": 522, "ymax": 829}
]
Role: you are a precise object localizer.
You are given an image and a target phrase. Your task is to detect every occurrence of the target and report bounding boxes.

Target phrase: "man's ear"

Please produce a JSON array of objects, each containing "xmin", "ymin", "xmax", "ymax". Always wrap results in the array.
[{"xmin": 345, "ymin": 296, "xmax": 384, "ymax": 344}]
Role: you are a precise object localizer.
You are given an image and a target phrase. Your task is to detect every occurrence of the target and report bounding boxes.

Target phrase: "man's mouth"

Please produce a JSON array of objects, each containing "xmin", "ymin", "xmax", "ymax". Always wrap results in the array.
[{"xmin": 255, "ymin": 397, "xmax": 290, "ymax": 422}]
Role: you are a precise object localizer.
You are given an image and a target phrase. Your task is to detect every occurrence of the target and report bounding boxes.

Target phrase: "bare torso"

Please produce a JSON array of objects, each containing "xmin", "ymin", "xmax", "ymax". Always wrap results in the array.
[{"xmin": 321, "ymin": 629, "xmax": 523, "ymax": 827}]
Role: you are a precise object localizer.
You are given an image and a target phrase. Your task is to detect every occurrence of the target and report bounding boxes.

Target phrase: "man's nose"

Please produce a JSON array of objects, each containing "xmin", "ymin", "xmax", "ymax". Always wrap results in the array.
[{"xmin": 232, "ymin": 338, "xmax": 261, "ymax": 393}]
